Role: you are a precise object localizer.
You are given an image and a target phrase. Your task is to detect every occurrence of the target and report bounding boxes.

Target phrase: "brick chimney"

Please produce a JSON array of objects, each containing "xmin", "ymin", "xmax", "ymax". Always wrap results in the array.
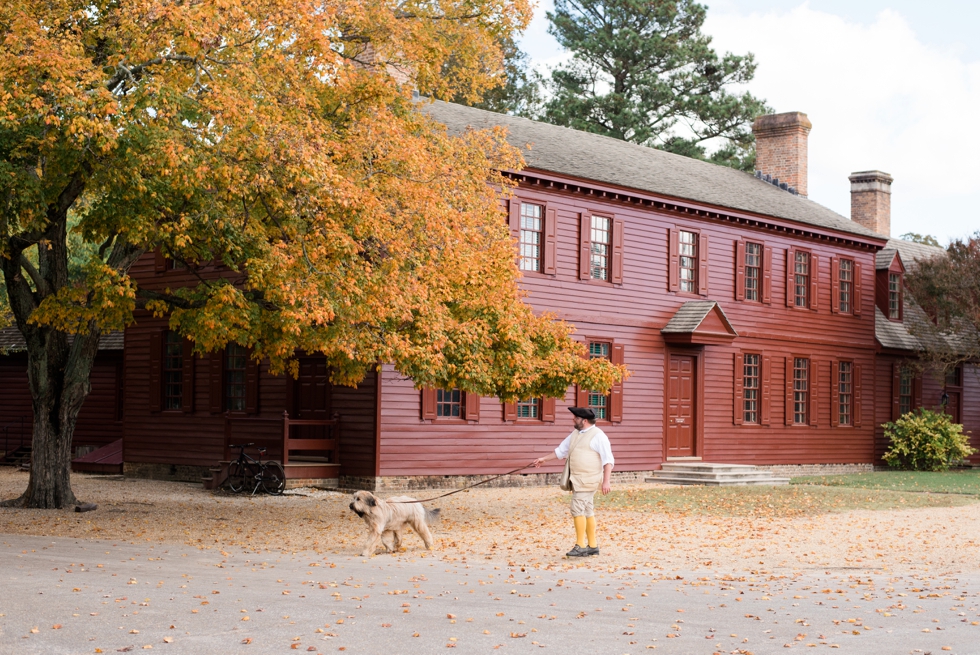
[
  {"xmin": 752, "ymin": 112, "xmax": 813, "ymax": 197},
  {"xmin": 848, "ymin": 170, "xmax": 893, "ymax": 236}
]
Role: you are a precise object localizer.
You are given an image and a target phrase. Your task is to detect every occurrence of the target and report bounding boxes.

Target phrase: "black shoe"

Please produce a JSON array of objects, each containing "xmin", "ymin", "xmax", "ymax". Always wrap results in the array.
[
  {"xmin": 566, "ymin": 544, "xmax": 590, "ymax": 557},
  {"xmin": 585, "ymin": 546, "xmax": 599, "ymax": 556}
]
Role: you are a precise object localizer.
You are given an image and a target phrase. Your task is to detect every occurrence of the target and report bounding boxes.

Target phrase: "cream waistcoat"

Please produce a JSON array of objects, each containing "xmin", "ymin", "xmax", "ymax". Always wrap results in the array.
[{"xmin": 568, "ymin": 427, "xmax": 603, "ymax": 493}]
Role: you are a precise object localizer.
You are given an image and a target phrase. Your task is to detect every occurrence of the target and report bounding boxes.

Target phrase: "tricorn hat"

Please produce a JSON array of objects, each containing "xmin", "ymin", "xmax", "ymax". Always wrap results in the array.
[{"xmin": 568, "ymin": 407, "xmax": 596, "ymax": 420}]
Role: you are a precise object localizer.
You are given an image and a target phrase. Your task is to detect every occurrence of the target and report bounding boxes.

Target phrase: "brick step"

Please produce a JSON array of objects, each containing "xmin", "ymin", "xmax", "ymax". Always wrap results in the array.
[
  {"xmin": 650, "ymin": 471, "xmax": 785, "ymax": 483},
  {"xmin": 660, "ymin": 463, "xmax": 758, "ymax": 474},
  {"xmin": 647, "ymin": 475, "xmax": 790, "ymax": 486}
]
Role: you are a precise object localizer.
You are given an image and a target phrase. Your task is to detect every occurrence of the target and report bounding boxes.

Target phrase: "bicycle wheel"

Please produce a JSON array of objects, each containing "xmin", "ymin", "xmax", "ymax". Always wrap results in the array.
[
  {"xmin": 227, "ymin": 460, "xmax": 247, "ymax": 493},
  {"xmin": 261, "ymin": 461, "xmax": 286, "ymax": 495}
]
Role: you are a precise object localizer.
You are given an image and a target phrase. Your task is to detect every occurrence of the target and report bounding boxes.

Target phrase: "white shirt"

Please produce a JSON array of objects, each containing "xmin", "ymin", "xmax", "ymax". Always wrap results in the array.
[{"xmin": 554, "ymin": 425, "xmax": 615, "ymax": 467}]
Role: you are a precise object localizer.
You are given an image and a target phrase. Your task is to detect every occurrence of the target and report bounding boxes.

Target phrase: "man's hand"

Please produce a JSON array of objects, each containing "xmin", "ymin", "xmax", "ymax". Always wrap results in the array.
[
  {"xmin": 601, "ymin": 481, "xmax": 611, "ymax": 495},
  {"xmin": 532, "ymin": 457, "xmax": 547, "ymax": 468}
]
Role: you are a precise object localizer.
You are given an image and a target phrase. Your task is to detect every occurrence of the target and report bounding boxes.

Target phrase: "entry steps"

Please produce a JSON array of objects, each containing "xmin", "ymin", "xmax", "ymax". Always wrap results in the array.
[{"xmin": 646, "ymin": 462, "xmax": 789, "ymax": 486}]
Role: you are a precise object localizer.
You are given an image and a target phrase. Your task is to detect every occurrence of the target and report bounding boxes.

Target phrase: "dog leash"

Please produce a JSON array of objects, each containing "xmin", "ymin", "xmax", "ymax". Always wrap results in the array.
[{"xmin": 386, "ymin": 461, "xmax": 538, "ymax": 503}]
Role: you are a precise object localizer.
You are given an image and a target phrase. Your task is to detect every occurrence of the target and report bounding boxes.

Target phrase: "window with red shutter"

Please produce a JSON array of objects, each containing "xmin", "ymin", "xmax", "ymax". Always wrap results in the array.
[
  {"xmin": 668, "ymin": 228, "xmax": 680, "ymax": 292},
  {"xmin": 544, "ymin": 208, "xmax": 557, "ymax": 275},
  {"xmin": 420, "ymin": 388, "xmax": 437, "ymax": 420},
  {"xmin": 149, "ymin": 330, "xmax": 163, "ymax": 412},
  {"xmin": 761, "ymin": 354, "xmax": 772, "ymax": 425},
  {"xmin": 733, "ymin": 352, "xmax": 744, "ymax": 425},
  {"xmin": 579, "ymin": 212, "xmax": 592, "ymax": 280},
  {"xmin": 611, "ymin": 218, "xmax": 624, "ymax": 284}
]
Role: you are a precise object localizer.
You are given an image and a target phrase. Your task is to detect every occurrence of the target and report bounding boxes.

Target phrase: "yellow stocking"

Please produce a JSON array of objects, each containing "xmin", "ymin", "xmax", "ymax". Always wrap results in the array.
[
  {"xmin": 573, "ymin": 516, "xmax": 587, "ymax": 548},
  {"xmin": 585, "ymin": 516, "xmax": 597, "ymax": 548}
]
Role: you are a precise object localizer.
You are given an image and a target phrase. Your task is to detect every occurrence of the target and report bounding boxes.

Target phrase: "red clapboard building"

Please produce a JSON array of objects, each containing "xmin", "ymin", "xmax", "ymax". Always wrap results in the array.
[{"xmin": 2, "ymin": 102, "xmax": 977, "ymax": 487}]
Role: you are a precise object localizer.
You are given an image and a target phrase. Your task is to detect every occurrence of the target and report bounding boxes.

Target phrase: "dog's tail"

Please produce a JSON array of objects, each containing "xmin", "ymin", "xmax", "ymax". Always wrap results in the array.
[{"xmin": 425, "ymin": 507, "xmax": 441, "ymax": 525}]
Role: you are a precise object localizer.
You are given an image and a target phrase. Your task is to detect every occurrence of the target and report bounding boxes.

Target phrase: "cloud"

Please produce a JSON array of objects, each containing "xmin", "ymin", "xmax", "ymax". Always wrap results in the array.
[{"xmin": 704, "ymin": 5, "xmax": 980, "ymax": 242}]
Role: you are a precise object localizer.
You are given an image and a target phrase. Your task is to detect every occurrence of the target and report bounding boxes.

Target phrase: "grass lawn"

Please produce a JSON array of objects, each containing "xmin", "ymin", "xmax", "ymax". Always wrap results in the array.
[
  {"xmin": 592, "ymin": 483, "xmax": 978, "ymax": 518},
  {"xmin": 790, "ymin": 469, "xmax": 980, "ymax": 495}
]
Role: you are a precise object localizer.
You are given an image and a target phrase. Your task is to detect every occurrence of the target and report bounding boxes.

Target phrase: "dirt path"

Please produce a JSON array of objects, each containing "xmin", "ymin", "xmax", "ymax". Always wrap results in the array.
[{"xmin": 3, "ymin": 468, "xmax": 980, "ymax": 574}]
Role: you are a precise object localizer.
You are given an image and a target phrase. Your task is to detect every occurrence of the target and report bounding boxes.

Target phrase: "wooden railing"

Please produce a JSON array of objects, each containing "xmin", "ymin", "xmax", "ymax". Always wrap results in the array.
[{"xmin": 223, "ymin": 412, "xmax": 340, "ymax": 466}]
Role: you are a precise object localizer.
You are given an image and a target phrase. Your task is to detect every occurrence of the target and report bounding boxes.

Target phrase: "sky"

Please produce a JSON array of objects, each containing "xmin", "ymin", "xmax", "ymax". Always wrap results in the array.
[{"xmin": 518, "ymin": 1, "xmax": 980, "ymax": 245}]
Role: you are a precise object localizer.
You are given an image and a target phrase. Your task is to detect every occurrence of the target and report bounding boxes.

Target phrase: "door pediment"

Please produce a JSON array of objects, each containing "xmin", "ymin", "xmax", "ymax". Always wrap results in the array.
[{"xmin": 661, "ymin": 301, "xmax": 738, "ymax": 345}]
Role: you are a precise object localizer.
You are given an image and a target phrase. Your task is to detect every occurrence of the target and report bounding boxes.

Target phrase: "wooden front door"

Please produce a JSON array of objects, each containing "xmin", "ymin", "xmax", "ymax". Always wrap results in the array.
[
  {"xmin": 944, "ymin": 391, "xmax": 961, "ymax": 424},
  {"xmin": 666, "ymin": 354, "xmax": 696, "ymax": 457},
  {"xmin": 293, "ymin": 356, "xmax": 330, "ymax": 439}
]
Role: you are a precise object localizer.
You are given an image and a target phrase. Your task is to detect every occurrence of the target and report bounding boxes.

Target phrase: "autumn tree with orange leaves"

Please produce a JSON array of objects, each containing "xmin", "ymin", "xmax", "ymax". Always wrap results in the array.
[{"xmin": 0, "ymin": 0, "xmax": 625, "ymax": 509}]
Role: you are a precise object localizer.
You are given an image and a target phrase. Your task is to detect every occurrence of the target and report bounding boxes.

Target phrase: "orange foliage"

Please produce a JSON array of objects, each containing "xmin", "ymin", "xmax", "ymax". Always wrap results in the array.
[{"xmin": 0, "ymin": 0, "xmax": 625, "ymax": 399}]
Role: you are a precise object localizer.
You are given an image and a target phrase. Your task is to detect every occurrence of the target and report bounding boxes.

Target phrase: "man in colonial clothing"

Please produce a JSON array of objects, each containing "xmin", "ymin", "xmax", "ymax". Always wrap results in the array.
[{"xmin": 532, "ymin": 407, "xmax": 614, "ymax": 557}]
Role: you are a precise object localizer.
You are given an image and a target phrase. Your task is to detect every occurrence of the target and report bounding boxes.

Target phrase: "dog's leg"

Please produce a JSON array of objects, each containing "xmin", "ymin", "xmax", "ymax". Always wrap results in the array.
[
  {"xmin": 413, "ymin": 517, "xmax": 434, "ymax": 550},
  {"xmin": 391, "ymin": 531, "xmax": 402, "ymax": 552},
  {"xmin": 362, "ymin": 528, "xmax": 384, "ymax": 557},
  {"xmin": 381, "ymin": 530, "xmax": 396, "ymax": 553}
]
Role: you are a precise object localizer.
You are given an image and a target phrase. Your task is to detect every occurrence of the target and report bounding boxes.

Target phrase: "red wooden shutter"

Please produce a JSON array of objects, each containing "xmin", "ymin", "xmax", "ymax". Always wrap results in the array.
[
  {"xmin": 181, "ymin": 338, "xmax": 195, "ymax": 413},
  {"xmin": 611, "ymin": 218, "xmax": 624, "ymax": 284},
  {"xmin": 575, "ymin": 385, "xmax": 589, "ymax": 408},
  {"xmin": 735, "ymin": 240, "xmax": 746, "ymax": 301},
  {"xmin": 544, "ymin": 207, "xmax": 557, "ymax": 275},
  {"xmin": 245, "ymin": 353, "xmax": 259, "ymax": 415},
  {"xmin": 854, "ymin": 364, "xmax": 863, "ymax": 427},
  {"xmin": 668, "ymin": 228, "xmax": 680, "ymax": 292},
  {"xmin": 209, "ymin": 351, "xmax": 223, "ymax": 414},
  {"xmin": 809, "ymin": 253, "xmax": 819, "ymax": 311},
  {"xmin": 830, "ymin": 257, "xmax": 840, "ymax": 314},
  {"xmin": 579, "ymin": 212, "xmax": 591, "ymax": 280},
  {"xmin": 830, "ymin": 360, "xmax": 840, "ymax": 427},
  {"xmin": 154, "ymin": 249, "xmax": 167, "ymax": 273},
  {"xmin": 509, "ymin": 198, "xmax": 521, "ymax": 236},
  {"xmin": 609, "ymin": 343, "xmax": 624, "ymax": 423},
  {"xmin": 762, "ymin": 245, "xmax": 773, "ymax": 304},
  {"xmin": 809, "ymin": 359, "xmax": 819, "ymax": 427},
  {"xmin": 541, "ymin": 397, "xmax": 556, "ymax": 422},
  {"xmin": 149, "ymin": 330, "xmax": 163, "ymax": 412},
  {"xmin": 420, "ymin": 388, "xmax": 437, "ymax": 420},
  {"xmin": 464, "ymin": 392, "xmax": 481, "ymax": 421},
  {"xmin": 853, "ymin": 261, "xmax": 863, "ymax": 316},
  {"xmin": 785, "ymin": 357, "xmax": 794, "ymax": 426},
  {"xmin": 733, "ymin": 352, "xmax": 744, "ymax": 425},
  {"xmin": 786, "ymin": 248, "xmax": 796, "ymax": 307},
  {"xmin": 891, "ymin": 363, "xmax": 901, "ymax": 421},
  {"xmin": 761, "ymin": 354, "xmax": 772, "ymax": 426},
  {"xmin": 502, "ymin": 401, "xmax": 517, "ymax": 422},
  {"xmin": 697, "ymin": 233, "xmax": 709, "ymax": 296}
]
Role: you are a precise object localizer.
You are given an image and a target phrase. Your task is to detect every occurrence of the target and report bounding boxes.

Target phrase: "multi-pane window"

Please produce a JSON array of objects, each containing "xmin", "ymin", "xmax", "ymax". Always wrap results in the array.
[
  {"xmin": 839, "ymin": 258, "xmax": 853, "ymax": 313},
  {"xmin": 888, "ymin": 273, "xmax": 901, "ymax": 319},
  {"xmin": 838, "ymin": 362, "xmax": 852, "ymax": 426},
  {"xmin": 794, "ymin": 251, "xmax": 810, "ymax": 308},
  {"xmin": 519, "ymin": 203, "xmax": 543, "ymax": 272},
  {"xmin": 744, "ymin": 242, "xmax": 761, "ymax": 301},
  {"xmin": 163, "ymin": 331, "xmax": 183, "ymax": 410},
  {"xmin": 899, "ymin": 368, "xmax": 913, "ymax": 416},
  {"xmin": 743, "ymin": 354, "xmax": 760, "ymax": 424},
  {"xmin": 516, "ymin": 398, "xmax": 539, "ymax": 419},
  {"xmin": 436, "ymin": 389, "xmax": 463, "ymax": 418},
  {"xmin": 679, "ymin": 230, "xmax": 698, "ymax": 292},
  {"xmin": 590, "ymin": 215, "xmax": 612, "ymax": 280},
  {"xmin": 225, "ymin": 343, "xmax": 247, "ymax": 412},
  {"xmin": 587, "ymin": 342, "xmax": 611, "ymax": 420},
  {"xmin": 793, "ymin": 357, "xmax": 809, "ymax": 424}
]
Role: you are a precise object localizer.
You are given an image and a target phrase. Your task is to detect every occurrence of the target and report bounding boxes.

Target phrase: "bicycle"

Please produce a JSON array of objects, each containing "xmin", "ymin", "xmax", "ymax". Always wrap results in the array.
[{"xmin": 226, "ymin": 443, "xmax": 286, "ymax": 495}]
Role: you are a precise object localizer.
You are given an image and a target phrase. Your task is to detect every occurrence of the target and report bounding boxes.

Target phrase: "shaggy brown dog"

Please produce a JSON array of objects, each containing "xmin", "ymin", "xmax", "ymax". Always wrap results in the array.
[{"xmin": 348, "ymin": 490, "xmax": 441, "ymax": 556}]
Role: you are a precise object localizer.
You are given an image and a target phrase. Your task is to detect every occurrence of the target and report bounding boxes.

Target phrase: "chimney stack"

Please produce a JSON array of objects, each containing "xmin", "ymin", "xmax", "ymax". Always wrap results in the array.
[
  {"xmin": 752, "ymin": 112, "xmax": 812, "ymax": 197},
  {"xmin": 849, "ymin": 170, "xmax": 893, "ymax": 236}
]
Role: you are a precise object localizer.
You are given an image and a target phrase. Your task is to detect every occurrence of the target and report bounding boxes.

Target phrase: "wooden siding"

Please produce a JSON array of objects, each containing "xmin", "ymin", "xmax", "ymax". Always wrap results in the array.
[
  {"xmin": 0, "ymin": 351, "xmax": 123, "ymax": 452},
  {"xmin": 378, "ymin": 182, "xmax": 884, "ymax": 476}
]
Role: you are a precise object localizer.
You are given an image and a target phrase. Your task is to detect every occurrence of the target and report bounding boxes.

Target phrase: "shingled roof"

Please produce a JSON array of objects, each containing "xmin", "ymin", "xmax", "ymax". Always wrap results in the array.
[
  {"xmin": 0, "ymin": 326, "xmax": 123, "ymax": 353},
  {"xmin": 423, "ymin": 100, "xmax": 886, "ymax": 241}
]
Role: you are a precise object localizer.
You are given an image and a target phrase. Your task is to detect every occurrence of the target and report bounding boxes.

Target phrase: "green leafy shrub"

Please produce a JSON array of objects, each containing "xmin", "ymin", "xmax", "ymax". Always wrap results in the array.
[{"xmin": 882, "ymin": 409, "xmax": 976, "ymax": 471}]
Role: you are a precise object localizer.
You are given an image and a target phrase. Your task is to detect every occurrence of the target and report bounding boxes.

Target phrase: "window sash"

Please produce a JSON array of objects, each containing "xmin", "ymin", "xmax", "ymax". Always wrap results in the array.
[
  {"xmin": 888, "ymin": 273, "xmax": 900, "ymax": 319},
  {"xmin": 225, "ymin": 343, "xmax": 247, "ymax": 412},
  {"xmin": 793, "ymin": 357, "xmax": 809, "ymax": 424},
  {"xmin": 163, "ymin": 332, "xmax": 183, "ymax": 410},
  {"xmin": 744, "ymin": 242, "xmax": 761, "ymax": 301},
  {"xmin": 590, "ymin": 215, "xmax": 611, "ymax": 280},
  {"xmin": 519, "ymin": 202, "xmax": 543, "ymax": 272},
  {"xmin": 838, "ymin": 361, "xmax": 852, "ymax": 425},
  {"xmin": 743, "ymin": 353, "xmax": 760, "ymax": 423},
  {"xmin": 436, "ymin": 388, "xmax": 463, "ymax": 418},
  {"xmin": 587, "ymin": 341, "xmax": 611, "ymax": 419},
  {"xmin": 899, "ymin": 368, "xmax": 913, "ymax": 416},
  {"xmin": 794, "ymin": 252, "xmax": 809, "ymax": 308},
  {"xmin": 839, "ymin": 258, "xmax": 852, "ymax": 314},
  {"xmin": 516, "ymin": 398, "xmax": 539, "ymax": 419},
  {"xmin": 679, "ymin": 230, "xmax": 698, "ymax": 292}
]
